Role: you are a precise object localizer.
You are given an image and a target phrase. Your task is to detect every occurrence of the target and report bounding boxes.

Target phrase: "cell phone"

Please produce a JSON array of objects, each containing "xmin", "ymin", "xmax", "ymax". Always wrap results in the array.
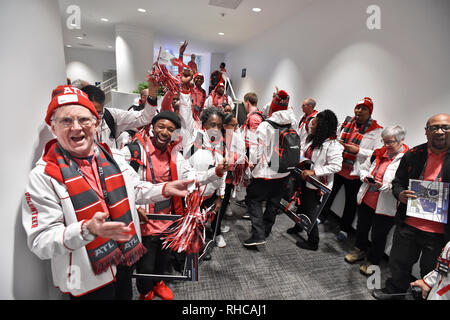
[{"xmin": 366, "ymin": 177, "xmax": 376, "ymax": 184}]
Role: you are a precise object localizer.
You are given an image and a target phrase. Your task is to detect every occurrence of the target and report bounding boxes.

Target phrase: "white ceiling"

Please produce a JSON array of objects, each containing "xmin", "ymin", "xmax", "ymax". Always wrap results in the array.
[{"xmin": 59, "ymin": 0, "xmax": 313, "ymax": 55}]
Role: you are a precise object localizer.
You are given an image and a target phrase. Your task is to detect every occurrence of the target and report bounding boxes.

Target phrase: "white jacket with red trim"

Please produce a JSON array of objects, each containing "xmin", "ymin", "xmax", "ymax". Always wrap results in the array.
[
  {"xmin": 22, "ymin": 147, "xmax": 167, "ymax": 297},
  {"xmin": 97, "ymin": 100, "xmax": 158, "ymax": 149},
  {"xmin": 302, "ymin": 138, "xmax": 344, "ymax": 191},
  {"xmin": 337, "ymin": 118, "xmax": 383, "ymax": 177},
  {"xmin": 424, "ymin": 241, "xmax": 450, "ymax": 300},
  {"xmin": 356, "ymin": 145, "xmax": 408, "ymax": 217}
]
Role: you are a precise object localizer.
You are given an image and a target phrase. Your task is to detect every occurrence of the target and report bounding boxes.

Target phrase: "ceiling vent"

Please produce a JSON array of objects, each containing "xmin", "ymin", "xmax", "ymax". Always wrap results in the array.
[{"xmin": 208, "ymin": 0, "xmax": 243, "ymax": 10}]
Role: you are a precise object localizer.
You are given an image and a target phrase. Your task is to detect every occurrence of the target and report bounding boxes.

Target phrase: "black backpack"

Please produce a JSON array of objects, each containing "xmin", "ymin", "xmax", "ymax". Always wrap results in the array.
[{"xmin": 266, "ymin": 120, "xmax": 301, "ymax": 173}]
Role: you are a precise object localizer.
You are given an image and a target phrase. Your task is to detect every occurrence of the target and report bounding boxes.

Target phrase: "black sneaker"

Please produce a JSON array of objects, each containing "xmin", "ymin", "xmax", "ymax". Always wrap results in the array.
[
  {"xmin": 287, "ymin": 225, "xmax": 301, "ymax": 234},
  {"xmin": 295, "ymin": 238, "xmax": 318, "ymax": 251},
  {"xmin": 243, "ymin": 237, "xmax": 266, "ymax": 247},
  {"xmin": 372, "ymin": 288, "xmax": 405, "ymax": 300}
]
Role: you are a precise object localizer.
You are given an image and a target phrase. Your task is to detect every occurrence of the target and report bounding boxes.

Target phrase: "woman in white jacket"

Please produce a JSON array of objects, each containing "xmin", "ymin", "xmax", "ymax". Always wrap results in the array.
[
  {"xmin": 344, "ymin": 125, "xmax": 409, "ymax": 275},
  {"xmin": 287, "ymin": 110, "xmax": 344, "ymax": 251}
]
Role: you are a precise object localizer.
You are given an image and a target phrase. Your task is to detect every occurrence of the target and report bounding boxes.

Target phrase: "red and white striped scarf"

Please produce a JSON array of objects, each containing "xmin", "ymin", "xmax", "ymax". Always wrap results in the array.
[{"xmin": 43, "ymin": 139, "xmax": 146, "ymax": 275}]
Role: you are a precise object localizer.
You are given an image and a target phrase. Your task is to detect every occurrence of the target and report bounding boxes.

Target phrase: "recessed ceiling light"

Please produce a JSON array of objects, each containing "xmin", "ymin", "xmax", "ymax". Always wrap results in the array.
[
  {"xmin": 218, "ymin": 32, "xmax": 225, "ymax": 36},
  {"xmin": 108, "ymin": 45, "xmax": 113, "ymax": 48},
  {"xmin": 66, "ymin": 45, "xmax": 72, "ymax": 47},
  {"xmin": 76, "ymin": 36, "xmax": 83, "ymax": 39},
  {"xmin": 100, "ymin": 18, "xmax": 109, "ymax": 22},
  {"xmin": 252, "ymin": 8, "xmax": 262, "ymax": 12},
  {"xmin": 137, "ymin": 8, "xmax": 146, "ymax": 13}
]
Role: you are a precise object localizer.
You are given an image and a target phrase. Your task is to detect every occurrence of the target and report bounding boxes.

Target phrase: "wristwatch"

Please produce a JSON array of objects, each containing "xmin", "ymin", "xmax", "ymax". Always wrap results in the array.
[{"xmin": 81, "ymin": 220, "xmax": 96, "ymax": 241}]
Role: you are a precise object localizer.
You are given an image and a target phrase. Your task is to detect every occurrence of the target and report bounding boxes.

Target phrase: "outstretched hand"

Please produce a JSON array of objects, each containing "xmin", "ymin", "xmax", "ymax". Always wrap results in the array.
[
  {"xmin": 163, "ymin": 179, "xmax": 196, "ymax": 198},
  {"xmin": 86, "ymin": 212, "xmax": 133, "ymax": 242}
]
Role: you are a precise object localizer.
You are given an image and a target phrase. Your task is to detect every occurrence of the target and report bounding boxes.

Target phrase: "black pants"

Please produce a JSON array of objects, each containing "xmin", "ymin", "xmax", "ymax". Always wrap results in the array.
[
  {"xmin": 320, "ymin": 173, "xmax": 362, "ymax": 233},
  {"xmin": 69, "ymin": 264, "xmax": 133, "ymax": 300},
  {"xmin": 246, "ymin": 176, "xmax": 290, "ymax": 240},
  {"xmin": 211, "ymin": 183, "xmax": 233, "ymax": 236},
  {"xmin": 136, "ymin": 235, "xmax": 171, "ymax": 295},
  {"xmin": 296, "ymin": 187, "xmax": 321, "ymax": 245},
  {"xmin": 354, "ymin": 203, "xmax": 394, "ymax": 264},
  {"xmin": 385, "ymin": 223, "xmax": 445, "ymax": 293}
]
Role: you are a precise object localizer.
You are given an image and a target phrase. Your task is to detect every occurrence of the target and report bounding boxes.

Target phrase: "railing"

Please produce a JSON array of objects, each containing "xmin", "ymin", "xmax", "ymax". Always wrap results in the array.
[{"xmin": 96, "ymin": 76, "xmax": 117, "ymax": 108}]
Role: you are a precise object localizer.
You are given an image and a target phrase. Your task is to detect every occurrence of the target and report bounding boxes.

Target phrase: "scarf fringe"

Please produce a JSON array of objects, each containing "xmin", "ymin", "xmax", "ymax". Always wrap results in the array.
[
  {"xmin": 120, "ymin": 243, "xmax": 147, "ymax": 267},
  {"xmin": 91, "ymin": 249, "xmax": 123, "ymax": 275}
]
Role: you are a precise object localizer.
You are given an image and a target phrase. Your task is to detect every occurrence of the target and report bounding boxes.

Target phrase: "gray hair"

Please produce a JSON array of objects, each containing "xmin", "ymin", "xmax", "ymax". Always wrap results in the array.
[{"xmin": 381, "ymin": 125, "xmax": 406, "ymax": 142}]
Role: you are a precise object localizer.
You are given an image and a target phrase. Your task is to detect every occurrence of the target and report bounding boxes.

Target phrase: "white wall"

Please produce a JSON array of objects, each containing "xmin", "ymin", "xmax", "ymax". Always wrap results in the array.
[
  {"xmin": 226, "ymin": 0, "xmax": 449, "ymax": 271},
  {"xmin": 226, "ymin": 0, "xmax": 450, "ymax": 148},
  {"xmin": 0, "ymin": 0, "xmax": 67, "ymax": 299},
  {"xmin": 65, "ymin": 47, "xmax": 116, "ymax": 85}
]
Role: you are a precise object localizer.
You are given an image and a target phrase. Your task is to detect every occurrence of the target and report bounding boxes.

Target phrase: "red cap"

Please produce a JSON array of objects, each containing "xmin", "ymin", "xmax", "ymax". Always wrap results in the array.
[
  {"xmin": 270, "ymin": 90, "xmax": 290, "ymax": 113},
  {"xmin": 46, "ymin": 85, "xmax": 100, "ymax": 125},
  {"xmin": 356, "ymin": 97, "xmax": 373, "ymax": 114}
]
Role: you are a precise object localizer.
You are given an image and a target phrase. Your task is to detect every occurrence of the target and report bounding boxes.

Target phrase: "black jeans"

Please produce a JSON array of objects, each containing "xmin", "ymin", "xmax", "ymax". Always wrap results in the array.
[
  {"xmin": 354, "ymin": 203, "xmax": 394, "ymax": 264},
  {"xmin": 246, "ymin": 176, "xmax": 290, "ymax": 240},
  {"xmin": 69, "ymin": 264, "xmax": 134, "ymax": 300},
  {"xmin": 320, "ymin": 173, "xmax": 362, "ymax": 233},
  {"xmin": 211, "ymin": 182, "xmax": 233, "ymax": 236},
  {"xmin": 136, "ymin": 235, "xmax": 171, "ymax": 295},
  {"xmin": 385, "ymin": 223, "xmax": 445, "ymax": 293},
  {"xmin": 297, "ymin": 187, "xmax": 321, "ymax": 245}
]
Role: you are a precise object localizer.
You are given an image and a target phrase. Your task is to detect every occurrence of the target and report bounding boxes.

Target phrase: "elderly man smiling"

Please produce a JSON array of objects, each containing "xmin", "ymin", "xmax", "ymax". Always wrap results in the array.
[{"xmin": 22, "ymin": 85, "xmax": 193, "ymax": 300}]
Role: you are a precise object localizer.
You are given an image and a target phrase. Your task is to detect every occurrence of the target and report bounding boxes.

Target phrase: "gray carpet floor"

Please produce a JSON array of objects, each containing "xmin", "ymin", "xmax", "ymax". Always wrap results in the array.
[{"xmin": 132, "ymin": 200, "xmax": 393, "ymax": 300}]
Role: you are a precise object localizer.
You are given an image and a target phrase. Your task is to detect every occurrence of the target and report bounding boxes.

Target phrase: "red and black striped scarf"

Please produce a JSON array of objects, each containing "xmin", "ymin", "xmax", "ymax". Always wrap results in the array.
[
  {"xmin": 299, "ymin": 110, "xmax": 318, "ymax": 132},
  {"xmin": 340, "ymin": 116, "xmax": 381, "ymax": 165},
  {"xmin": 43, "ymin": 139, "xmax": 146, "ymax": 275}
]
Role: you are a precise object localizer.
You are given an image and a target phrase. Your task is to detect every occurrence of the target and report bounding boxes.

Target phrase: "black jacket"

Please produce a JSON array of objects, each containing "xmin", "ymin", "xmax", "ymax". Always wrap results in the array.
[{"xmin": 392, "ymin": 143, "xmax": 450, "ymax": 241}]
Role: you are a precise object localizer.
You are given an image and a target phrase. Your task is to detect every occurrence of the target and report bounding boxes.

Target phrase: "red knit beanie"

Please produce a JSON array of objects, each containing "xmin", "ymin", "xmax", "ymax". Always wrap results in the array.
[
  {"xmin": 270, "ymin": 90, "xmax": 290, "ymax": 113},
  {"xmin": 356, "ymin": 97, "xmax": 374, "ymax": 114},
  {"xmin": 46, "ymin": 85, "xmax": 100, "ymax": 125}
]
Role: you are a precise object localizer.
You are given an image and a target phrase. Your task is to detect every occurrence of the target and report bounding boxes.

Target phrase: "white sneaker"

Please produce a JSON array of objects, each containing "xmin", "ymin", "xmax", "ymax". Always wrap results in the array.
[
  {"xmin": 220, "ymin": 225, "xmax": 230, "ymax": 233},
  {"xmin": 215, "ymin": 235, "xmax": 226, "ymax": 248}
]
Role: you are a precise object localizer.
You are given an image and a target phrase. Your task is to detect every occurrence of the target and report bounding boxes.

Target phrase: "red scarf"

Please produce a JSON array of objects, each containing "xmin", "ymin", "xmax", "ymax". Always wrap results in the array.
[
  {"xmin": 340, "ymin": 116, "xmax": 382, "ymax": 165},
  {"xmin": 43, "ymin": 139, "xmax": 146, "ymax": 275}
]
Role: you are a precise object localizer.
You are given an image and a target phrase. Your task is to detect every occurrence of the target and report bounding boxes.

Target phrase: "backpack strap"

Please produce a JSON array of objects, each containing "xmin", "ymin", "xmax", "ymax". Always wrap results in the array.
[
  {"xmin": 126, "ymin": 141, "xmax": 143, "ymax": 173},
  {"xmin": 103, "ymin": 108, "xmax": 117, "ymax": 139}
]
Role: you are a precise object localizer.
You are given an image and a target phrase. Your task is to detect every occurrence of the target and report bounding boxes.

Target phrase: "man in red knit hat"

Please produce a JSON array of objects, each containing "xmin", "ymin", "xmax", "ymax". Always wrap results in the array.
[
  {"xmin": 319, "ymin": 97, "xmax": 383, "ymax": 241},
  {"xmin": 243, "ymin": 89, "xmax": 300, "ymax": 247},
  {"xmin": 22, "ymin": 85, "xmax": 193, "ymax": 300}
]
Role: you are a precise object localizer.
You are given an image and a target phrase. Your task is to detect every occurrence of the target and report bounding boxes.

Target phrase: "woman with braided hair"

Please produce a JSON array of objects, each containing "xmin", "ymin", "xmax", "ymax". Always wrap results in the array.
[{"xmin": 287, "ymin": 109, "xmax": 344, "ymax": 251}]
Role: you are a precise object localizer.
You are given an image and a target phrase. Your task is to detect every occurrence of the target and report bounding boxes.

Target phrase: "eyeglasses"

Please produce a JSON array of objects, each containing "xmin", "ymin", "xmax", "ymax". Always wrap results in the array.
[
  {"xmin": 52, "ymin": 116, "xmax": 97, "ymax": 128},
  {"xmin": 426, "ymin": 125, "xmax": 450, "ymax": 133},
  {"xmin": 382, "ymin": 139, "xmax": 398, "ymax": 146}
]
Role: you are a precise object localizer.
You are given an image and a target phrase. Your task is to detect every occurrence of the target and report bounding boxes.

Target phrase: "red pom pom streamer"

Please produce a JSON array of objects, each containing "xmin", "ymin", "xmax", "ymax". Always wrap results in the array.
[
  {"xmin": 147, "ymin": 62, "xmax": 181, "ymax": 95},
  {"xmin": 161, "ymin": 185, "xmax": 216, "ymax": 254}
]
